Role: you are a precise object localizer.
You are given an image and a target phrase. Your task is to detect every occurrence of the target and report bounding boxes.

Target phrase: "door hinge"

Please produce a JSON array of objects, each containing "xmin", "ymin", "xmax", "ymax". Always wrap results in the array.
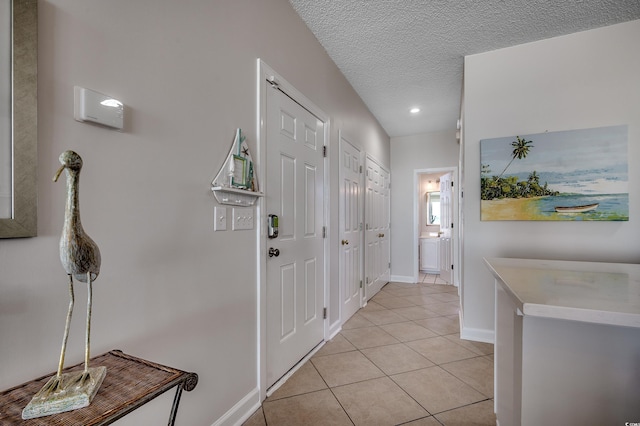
[
  {"xmin": 388, "ymin": 262, "xmax": 391, "ymax": 268},
  {"xmin": 451, "ymin": 181, "xmax": 454, "ymax": 187},
  {"xmin": 267, "ymin": 76, "xmax": 279, "ymax": 88},
  {"xmin": 366, "ymin": 277, "xmax": 369, "ymax": 284},
  {"xmin": 359, "ymin": 165, "xmax": 363, "ymax": 173},
  {"xmin": 322, "ymin": 226, "xmax": 326, "ymax": 238},
  {"xmin": 323, "ymin": 307, "xmax": 327, "ymax": 319},
  {"xmin": 323, "ymin": 146, "xmax": 327, "ymax": 157},
  {"xmin": 359, "ymin": 280, "xmax": 363, "ymax": 288},
  {"xmin": 451, "ymin": 264, "xmax": 454, "ymax": 270},
  {"xmin": 451, "ymin": 223, "xmax": 454, "ymax": 229}
]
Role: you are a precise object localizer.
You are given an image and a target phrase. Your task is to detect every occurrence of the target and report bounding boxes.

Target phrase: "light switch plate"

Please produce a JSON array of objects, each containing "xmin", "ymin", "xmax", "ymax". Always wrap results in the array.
[
  {"xmin": 232, "ymin": 207, "xmax": 254, "ymax": 230},
  {"xmin": 214, "ymin": 207, "xmax": 227, "ymax": 231}
]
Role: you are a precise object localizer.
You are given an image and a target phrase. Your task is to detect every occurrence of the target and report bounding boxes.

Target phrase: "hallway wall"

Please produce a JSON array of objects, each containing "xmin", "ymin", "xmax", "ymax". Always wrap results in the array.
[
  {"xmin": 0, "ymin": 1, "xmax": 389, "ymax": 424},
  {"xmin": 462, "ymin": 19, "xmax": 640, "ymax": 341},
  {"xmin": 390, "ymin": 130, "xmax": 459, "ymax": 282}
]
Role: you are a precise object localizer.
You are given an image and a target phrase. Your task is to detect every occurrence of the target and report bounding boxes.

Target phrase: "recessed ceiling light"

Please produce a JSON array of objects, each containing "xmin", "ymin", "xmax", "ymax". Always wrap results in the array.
[{"xmin": 410, "ymin": 107, "xmax": 420, "ymax": 114}]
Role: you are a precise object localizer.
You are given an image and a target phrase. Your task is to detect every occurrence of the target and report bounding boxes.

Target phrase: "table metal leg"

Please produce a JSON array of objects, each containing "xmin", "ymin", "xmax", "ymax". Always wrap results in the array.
[{"xmin": 168, "ymin": 384, "xmax": 184, "ymax": 426}]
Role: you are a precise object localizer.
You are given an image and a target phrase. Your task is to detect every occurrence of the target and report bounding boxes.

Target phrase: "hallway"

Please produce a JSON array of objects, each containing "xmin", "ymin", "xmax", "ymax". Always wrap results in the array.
[{"xmin": 244, "ymin": 277, "xmax": 496, "ymax": 425}]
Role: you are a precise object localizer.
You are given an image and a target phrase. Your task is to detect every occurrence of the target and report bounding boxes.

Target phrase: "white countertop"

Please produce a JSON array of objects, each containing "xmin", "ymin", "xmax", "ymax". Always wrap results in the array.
[
  {"xmin": 484, "ymin": 257, "xmax": 640, "ymax": 328},
  {"xmin": 420, "ymin": 232, "xmax": 440, "ymax": 239}
]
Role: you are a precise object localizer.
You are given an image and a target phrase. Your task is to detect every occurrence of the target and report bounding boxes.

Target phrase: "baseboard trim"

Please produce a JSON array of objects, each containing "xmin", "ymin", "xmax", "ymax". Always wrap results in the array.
[
  {"xmin": 460, "ymin": 325, "xmax": 495, "ymax": 344},
  {"xmin": 211, "ymin": 386, "xmax": 260, "ymax": 426},
  {"xmin": 266, "ymin": 339, "xmax": 325, "ymax": 398},
  {"xmin": 390, "ymin": 275, "xmax": 415, "ymax": 284},
  {"xmin": 328, "ymin": 319, "xmax": 341, "ymax": 341},
  {"xmin": 328, "ymin": 324, "xmax": 342, "ymax": 341}
]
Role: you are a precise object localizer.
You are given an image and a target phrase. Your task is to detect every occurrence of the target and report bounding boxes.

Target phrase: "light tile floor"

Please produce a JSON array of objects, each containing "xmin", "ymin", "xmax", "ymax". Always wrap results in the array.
[{"xmin": 244, "ymin": 275, "xmax": 496, "ymax": 426}]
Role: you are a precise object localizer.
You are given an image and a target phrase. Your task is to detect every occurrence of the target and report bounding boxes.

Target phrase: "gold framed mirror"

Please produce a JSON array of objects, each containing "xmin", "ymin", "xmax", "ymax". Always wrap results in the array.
[{"xmin": 0, "ymin": 0, "xmax": 37, "ymax": 238}]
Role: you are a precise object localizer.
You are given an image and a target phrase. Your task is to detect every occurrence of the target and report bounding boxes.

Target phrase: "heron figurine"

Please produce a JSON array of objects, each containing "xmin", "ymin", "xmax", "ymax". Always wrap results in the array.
[{"xmin": 22, "ymin": 150, "xmax": 106, "ymax": 419}]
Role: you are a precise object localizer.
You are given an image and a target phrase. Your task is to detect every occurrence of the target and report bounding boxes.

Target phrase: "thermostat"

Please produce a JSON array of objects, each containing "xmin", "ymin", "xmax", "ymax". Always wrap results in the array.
[{"xmin": 74, "ymin": 86, "xmax": 124, "ymax": 130}]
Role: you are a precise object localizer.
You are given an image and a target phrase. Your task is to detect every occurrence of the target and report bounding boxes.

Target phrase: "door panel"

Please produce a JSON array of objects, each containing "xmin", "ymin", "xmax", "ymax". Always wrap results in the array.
[
  {"xmin": 266, "ymin": 87, "xmax": 324, "ymax": 389},
  {"xmin": 280, "ymin": 263, "xmax": 296, "ymax": 338},
  {"xmin": 439, "ymin": 173, "xmax": 453, "ymax": 284},
  {"xmin": 304, "ymin": 258, "xmax": 317, "ymax": 322},
  {"xmin": 365, "ymin": 157, "xmax": 390, "ymax": 299},
  {"xmin": 339, "ymin": 136, "xmax": 363, "ymax": 322}
]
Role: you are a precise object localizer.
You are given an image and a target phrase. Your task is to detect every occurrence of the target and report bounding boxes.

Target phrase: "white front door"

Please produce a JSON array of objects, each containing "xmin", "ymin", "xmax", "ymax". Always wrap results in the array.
[
  {"xmin": 265, "ymin": 86, "xmax": 325, "ymax": 389},
  {"xmin": 364, "ymin": 156, "xmax": 390, "ymax": 300},
  {"xmin": 439, "ymin": 173, "xmax": 453, "ymax": 284},
  {"xmin": 339, "ymin": 134, "xmax": 363, "ymax": 322}
]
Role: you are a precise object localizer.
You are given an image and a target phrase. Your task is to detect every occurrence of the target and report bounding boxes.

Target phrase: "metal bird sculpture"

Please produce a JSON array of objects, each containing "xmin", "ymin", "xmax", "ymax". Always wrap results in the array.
[{"xmin": 22, "ymin": 150, "xmax": 106, "ymax": 419}]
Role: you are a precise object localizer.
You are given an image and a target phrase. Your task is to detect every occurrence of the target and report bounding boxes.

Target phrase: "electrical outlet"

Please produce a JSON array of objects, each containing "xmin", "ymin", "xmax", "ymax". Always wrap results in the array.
[
  {"xmin": 232, "ymin": 207, "xmax": 254, "ymax": 230},
  {"xmin": 214, "ymin": 207, "xmax": 227, "ymax": 231}
]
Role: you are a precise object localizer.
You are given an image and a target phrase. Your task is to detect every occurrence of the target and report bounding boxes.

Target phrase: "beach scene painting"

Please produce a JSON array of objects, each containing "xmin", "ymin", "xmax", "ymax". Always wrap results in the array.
[{"xmin": 480, "ymin": 125, "xmax": 628, "ymax": 221}]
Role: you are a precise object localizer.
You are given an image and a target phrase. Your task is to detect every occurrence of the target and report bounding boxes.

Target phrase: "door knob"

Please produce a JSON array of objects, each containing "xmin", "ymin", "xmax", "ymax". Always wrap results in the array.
[
  {"xmin": 378, "ymin": 233, "xmax": 385, "ymax": 238},
  {"xmin": 268, "ymin": 247, "xmax": 280, "ymax": 257},
  {"xmin": 341, "ymin": 239, "xmax": 349, "ymax": 245}
]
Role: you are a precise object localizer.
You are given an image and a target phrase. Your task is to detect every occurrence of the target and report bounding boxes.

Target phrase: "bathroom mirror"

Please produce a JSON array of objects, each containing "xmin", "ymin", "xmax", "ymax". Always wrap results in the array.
[
  {"xmin": 0, "ymin": 0, "xmax": 37, "ymax": 238},
  {"xmin": 427, "ymin": 191, "xmax": 440, "ymax": 225}
]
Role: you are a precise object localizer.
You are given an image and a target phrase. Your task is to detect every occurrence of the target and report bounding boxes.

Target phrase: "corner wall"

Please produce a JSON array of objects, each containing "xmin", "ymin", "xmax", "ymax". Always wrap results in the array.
[{"xmin": 462, "ymin": 20, "xmax": 640, "ymax": 340}]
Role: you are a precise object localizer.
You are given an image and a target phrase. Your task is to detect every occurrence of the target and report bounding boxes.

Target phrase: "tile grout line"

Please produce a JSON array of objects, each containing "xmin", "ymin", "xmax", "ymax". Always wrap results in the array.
[{"xmin": 254, "ymin": 282, "xmax": 494, "ymax": 425}]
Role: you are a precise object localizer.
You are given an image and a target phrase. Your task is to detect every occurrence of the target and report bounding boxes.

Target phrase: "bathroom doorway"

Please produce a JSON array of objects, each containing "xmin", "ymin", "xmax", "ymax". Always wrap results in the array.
[{"xmin": 413, "ymin": 167, "xmax": 458, "ymax": 286}]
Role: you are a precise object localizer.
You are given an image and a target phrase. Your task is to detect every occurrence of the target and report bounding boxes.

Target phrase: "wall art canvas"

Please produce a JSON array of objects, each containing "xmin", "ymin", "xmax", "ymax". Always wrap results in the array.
[{"xmin": 480, "ymin": 125, "xmax": 628, "ymax": 221}]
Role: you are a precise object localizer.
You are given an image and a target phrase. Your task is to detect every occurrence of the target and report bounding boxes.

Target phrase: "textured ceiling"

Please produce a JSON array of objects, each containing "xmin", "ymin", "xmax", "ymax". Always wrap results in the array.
[{"xmin": 288, "ymin": 0, "xmax": 640, "ymax": 137}]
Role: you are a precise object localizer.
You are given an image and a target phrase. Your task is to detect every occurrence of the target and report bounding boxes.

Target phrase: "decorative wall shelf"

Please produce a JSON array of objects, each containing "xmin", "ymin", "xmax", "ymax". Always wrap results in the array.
[
  {"xmin": 211, "ymin": 186, "xmax": 263, "ymax": 206},
  {"xmin": 211, "ymin": 128, "xmax": 262, "ymax": 206}
]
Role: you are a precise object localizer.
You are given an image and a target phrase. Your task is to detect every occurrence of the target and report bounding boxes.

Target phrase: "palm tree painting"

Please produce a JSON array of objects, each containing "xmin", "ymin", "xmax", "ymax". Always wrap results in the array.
[
  {"xmin": 480, "ymin": 125, "xmax": 628, "ymax": 221},
  {"xmin": 498, "ymin": 136, "xmax": 534, "ymax": 178}
]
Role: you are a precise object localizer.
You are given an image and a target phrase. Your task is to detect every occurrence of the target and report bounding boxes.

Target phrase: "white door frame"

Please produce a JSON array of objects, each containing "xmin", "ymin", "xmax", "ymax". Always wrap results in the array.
[
  {"xmin": 257, "ymin": 59, "xmax": 330, "ymax": 402},
  {"xmin": 413, "ymin": 167, "xmax": 459, "ymax": 285}
]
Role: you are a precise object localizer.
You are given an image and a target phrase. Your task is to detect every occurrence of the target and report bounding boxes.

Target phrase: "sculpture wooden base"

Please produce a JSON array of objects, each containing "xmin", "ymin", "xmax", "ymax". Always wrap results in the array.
[{"xmin": 22, "ymin": 366, "xmax": 107, "ymax": 419}]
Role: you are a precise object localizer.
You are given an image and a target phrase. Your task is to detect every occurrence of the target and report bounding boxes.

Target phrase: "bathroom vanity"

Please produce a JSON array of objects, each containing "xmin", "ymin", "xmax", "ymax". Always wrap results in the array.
[
  {"xmin": 419, "ymin": 236, "xmax": 439, "ymax": 273},
  {"xmin": 485, "ymin": 258, "xmax": 640, "ymax": 426}
]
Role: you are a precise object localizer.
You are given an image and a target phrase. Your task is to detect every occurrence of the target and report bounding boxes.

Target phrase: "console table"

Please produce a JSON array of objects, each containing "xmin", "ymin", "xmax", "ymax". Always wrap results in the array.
[
  {"xmin": 0, "ymin": 350, "xmax": 198, "ymax": 425},
  {"xmin": 485, "ymin": 258, "xmax": 640, "ymax": 426}
]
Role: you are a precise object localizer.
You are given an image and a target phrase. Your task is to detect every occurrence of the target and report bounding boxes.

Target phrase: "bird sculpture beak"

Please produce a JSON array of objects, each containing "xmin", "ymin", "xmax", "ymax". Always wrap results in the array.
[{"xmin": 53, "ymin": 164, "xmax": 66, "ymax": 182}]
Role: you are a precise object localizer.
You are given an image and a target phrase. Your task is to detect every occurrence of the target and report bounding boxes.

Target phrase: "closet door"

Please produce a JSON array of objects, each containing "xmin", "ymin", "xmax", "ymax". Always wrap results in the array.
[
  {"xmin": 364, "ymin": 155, "xmax": 390, "ymax": 299},
  {"xmin": 339, "ymin": 134, "xmax": 363, "ymax": 322}
]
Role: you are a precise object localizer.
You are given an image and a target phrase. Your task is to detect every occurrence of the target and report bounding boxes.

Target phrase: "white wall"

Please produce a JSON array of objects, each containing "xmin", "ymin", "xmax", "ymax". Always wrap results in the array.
[
  {"xmin": 462, "ymin": 20, "xmax": 640, "ymax": 341},
  {"xmin": 0, "ymin": 1, "xmax": 389, "ymax": 424},
  {"xmin": 390, "ymin": 130, "xmax": 459, "ymax": 282}
]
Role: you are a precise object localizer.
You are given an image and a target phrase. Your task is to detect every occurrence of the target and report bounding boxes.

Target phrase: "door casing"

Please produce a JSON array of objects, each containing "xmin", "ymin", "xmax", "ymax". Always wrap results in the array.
[
  {"xmin": 413, "ymin": 167, "xmax": 459, "ymax": 286},
  {"xmin": 257, "ymin": 60, "xmax": 330, "ymax": 402}
]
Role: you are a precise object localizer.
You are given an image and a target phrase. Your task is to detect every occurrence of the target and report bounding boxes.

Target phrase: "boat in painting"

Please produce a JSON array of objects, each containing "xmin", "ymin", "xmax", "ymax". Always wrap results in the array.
[{"xmin": 554, "ymin": 203, "xmax": 599, "ymax": 213}]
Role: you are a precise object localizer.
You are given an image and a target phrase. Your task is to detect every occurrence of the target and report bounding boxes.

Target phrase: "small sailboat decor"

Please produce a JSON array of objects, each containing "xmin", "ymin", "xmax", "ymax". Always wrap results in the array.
[
  {"xmin": 22, "ymin": 151, "xmax": 106, "ymax": 419},
  {"xmin": 211, "ymin": 128, "xmax": 263, "ymax": 206}
]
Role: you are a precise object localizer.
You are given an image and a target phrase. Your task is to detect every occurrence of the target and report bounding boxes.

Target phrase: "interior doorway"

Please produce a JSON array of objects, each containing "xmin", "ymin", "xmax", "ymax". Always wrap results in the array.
[
  {"xmin": 413, "ymin": 167, "xmax": 459, "ymax": 286},
  {"xmin": 258, "ymin": 60, "xmax": 330, "ymax": 400}
]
